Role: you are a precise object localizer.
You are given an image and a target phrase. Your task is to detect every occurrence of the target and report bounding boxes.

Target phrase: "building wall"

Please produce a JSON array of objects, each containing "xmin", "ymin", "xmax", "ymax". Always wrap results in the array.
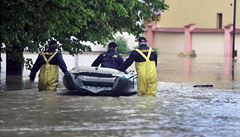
[
  {"xmin": 192, "ymin": 33, "xmax": 225, "ymax": 56},
  {"xmin": 159, "ymin": 0, "xmax": 240, "ymax": 28},
  {"xmin": 154, "ymin": 31, "xmax": 240, "ymax": 57},
  {"xmin": 154, "ymin": 33, "xmax": 184, "ymax": 54}
]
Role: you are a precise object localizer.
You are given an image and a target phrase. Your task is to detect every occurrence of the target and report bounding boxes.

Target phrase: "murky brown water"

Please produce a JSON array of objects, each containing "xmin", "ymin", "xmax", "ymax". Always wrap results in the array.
[{"xmin": 0, "ymin": 53, "xmax": 240, "ymax": 137}]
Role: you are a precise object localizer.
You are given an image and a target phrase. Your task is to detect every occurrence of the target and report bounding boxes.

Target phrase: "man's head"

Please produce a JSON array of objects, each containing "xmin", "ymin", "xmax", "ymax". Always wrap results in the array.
[
  {"xmin": 48, "ymin": 40, "xmax": 59, "ymax": 51},
  {"xmin": 138, "ymin": 37, "xmax": 147, "ymax": 45},
  {"xmin": 108, "ymin": 42, "xmax": 118, "ymax": 50}
]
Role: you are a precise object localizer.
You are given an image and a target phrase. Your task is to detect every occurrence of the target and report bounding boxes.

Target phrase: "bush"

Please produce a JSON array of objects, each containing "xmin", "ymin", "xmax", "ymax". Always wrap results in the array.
[{"xmin": 115, "ymin": 37, "xmax": 131, "ymax": 54}]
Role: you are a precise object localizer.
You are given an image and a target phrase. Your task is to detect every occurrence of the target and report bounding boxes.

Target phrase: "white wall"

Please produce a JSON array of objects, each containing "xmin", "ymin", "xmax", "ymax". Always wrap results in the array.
[
  {"xmin": 89, "ymin": 32, "xmax": 138, "ymax": 52},
  {"xmin": 192, "ymin": 33, "xmax": 225, "ymax": 56},
  {"xmin": 154, "ymin": 33, "xmax": 184, "ymax": 54}
]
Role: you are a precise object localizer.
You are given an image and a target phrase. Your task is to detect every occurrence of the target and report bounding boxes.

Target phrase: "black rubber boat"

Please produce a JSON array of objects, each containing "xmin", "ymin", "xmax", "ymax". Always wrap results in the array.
[{"xmin": 59, "ymin": 66, "xmax": 137, "ymax": 96}]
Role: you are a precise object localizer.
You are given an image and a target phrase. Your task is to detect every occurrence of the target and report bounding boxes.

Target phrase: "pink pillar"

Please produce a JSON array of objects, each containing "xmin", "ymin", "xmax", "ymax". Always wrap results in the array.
[
  {"xmin": 224, "ymin": 24, "xmax": 233, "ymax": 57},
  {"xmin": 184, "ymin": 24, "xmax": 195, "ymax": 52},
  {"xmin": 183, "ymin": 57, "xmax": 192, "ymax": 80},
  {"xmin": 146, "ymin": 22, "xmax": 157, "ymax": 47},
  {"xmin": 224, "ymin": 57, "xmax": 233, "ymax": 80}
]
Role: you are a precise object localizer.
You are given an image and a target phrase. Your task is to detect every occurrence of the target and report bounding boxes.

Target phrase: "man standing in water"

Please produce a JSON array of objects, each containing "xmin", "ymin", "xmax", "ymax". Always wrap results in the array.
[
  {"xmin": 29, "ymin": 40, "xmax": 69, "ymax": 91},
  {"xmin": 119, "ymin": 37, "xmax": 158, "ymax": 96},
  {"xmin": 91, "ymin": 42, "xmax": 124, "ymax": 70}
]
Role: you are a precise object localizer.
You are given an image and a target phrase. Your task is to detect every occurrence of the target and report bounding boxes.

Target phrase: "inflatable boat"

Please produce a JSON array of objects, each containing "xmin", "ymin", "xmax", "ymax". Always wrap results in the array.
[{"xmin": 59, "ymin": 66, "xmax": 137, "ymax": 96}]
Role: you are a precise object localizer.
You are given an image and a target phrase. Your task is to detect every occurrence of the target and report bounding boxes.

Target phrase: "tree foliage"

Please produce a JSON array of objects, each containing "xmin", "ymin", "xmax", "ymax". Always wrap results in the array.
[{"xmin": 1, "ymin": 0, "xmax": 168, "ymax": 54}]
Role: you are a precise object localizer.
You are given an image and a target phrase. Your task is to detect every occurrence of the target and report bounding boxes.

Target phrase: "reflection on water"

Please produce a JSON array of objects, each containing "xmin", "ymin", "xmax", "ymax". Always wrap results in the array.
[
  {"xmin": 158, "ymin": 54, "xmax": 240, "ymax": 90},
  {"xmin": 0, "ymin": 53, "xmax": 240, "ymax": 137},
  {"xmin": 0, "ymin": 84, "xmax": 240, "ymax": 137}
]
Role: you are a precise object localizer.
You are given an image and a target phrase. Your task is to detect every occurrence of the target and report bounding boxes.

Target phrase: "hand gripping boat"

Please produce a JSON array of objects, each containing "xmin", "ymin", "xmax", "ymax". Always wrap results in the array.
[{"xmin": 60, "ymin": 66, "xmax": 137, "ymax": 96}]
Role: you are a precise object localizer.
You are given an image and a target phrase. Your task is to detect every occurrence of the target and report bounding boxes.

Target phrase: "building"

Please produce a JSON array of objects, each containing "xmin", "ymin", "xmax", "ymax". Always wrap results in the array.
[
  {"xmin": 159, "ymin": 0, "xmax": 239, "ymax": 28},
  {"xmin": 146, "ymin": 0, "xmax": 240, "ymax": 58}
]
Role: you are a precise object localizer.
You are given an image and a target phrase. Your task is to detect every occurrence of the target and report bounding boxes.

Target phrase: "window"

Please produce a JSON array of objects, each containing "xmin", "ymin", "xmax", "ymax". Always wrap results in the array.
[{"xmin": 217, "ymin": 13, "xmax": 223, "ymax": 29}]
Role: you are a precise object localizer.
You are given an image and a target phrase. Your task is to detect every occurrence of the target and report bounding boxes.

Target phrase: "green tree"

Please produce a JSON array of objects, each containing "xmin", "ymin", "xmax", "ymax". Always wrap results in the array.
[{"xmin": 0, "ymin": 0, "xmax": 168, "ymax": 74}]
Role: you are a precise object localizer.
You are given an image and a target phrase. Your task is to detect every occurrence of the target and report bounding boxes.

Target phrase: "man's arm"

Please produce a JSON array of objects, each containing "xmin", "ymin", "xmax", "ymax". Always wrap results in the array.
[
  {"xmin": 91, "ymin": 54, "xmax": 103, "ymax": 67},
  {"xmin": 56, "ymin": 52, "xmax": 68, "ymax": 73},
  {"xmin": 153, "ymin": 50, "xmax": 158, "ymax": 67},
  {"xmin": 118, "ymin": 51, "xmax": 137, "ymax": 71},
  {"xmin": 29, "ymin": 54, "xmax": 42, "ymax": 81}
]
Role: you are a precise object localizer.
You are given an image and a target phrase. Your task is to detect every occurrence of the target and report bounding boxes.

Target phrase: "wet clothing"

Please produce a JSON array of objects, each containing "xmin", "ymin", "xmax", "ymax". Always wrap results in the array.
[
  {"xmin": 29, "ymin": 51, "xmax": 68, "ymax": 91},
  {"xmin": 38, "ymin": 52, "xmax": 59, "ymax": 91},
  {"xmin": 119, "ymin": 44, "xmax": 158, "ymax": 96},
  {"xmin": 91, "ymin": 50, "xmax": 124, "ymax": 70}
]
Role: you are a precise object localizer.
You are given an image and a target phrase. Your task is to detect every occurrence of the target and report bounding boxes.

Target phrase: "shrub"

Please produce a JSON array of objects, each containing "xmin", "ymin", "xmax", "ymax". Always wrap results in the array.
[{"xmin": 115, "ymin": 37, "xmax": 131, "ymax": 54}]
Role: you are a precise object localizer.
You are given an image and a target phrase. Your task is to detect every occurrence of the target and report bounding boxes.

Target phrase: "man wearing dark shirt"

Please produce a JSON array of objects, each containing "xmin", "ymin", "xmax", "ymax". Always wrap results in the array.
[
  {"xmin": 29, "ymin": 40, "xmax": 68, "ymax": 91},
  {"xmin": 91, "ymin": 42, "xmax": 124, "ymax": 70}
]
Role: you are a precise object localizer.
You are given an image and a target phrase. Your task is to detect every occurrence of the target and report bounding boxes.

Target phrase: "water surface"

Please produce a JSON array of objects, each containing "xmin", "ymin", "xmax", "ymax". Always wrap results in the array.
[{"xmin": 0, "ymin": 53, "xmax": 240, "ymax": 137}]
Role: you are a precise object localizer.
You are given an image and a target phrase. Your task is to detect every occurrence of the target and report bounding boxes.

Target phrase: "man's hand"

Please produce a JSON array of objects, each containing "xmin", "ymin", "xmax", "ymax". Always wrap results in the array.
[{"xmin": 64, "ymin": 71, "xmax": 71, "ymax": 77}]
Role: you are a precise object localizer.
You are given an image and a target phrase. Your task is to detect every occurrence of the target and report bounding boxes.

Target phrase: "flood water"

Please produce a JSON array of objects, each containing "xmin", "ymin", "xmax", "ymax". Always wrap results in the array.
[{"xmin": 0, "ymin": 52, "xmax": 240, "ymax": 137}]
